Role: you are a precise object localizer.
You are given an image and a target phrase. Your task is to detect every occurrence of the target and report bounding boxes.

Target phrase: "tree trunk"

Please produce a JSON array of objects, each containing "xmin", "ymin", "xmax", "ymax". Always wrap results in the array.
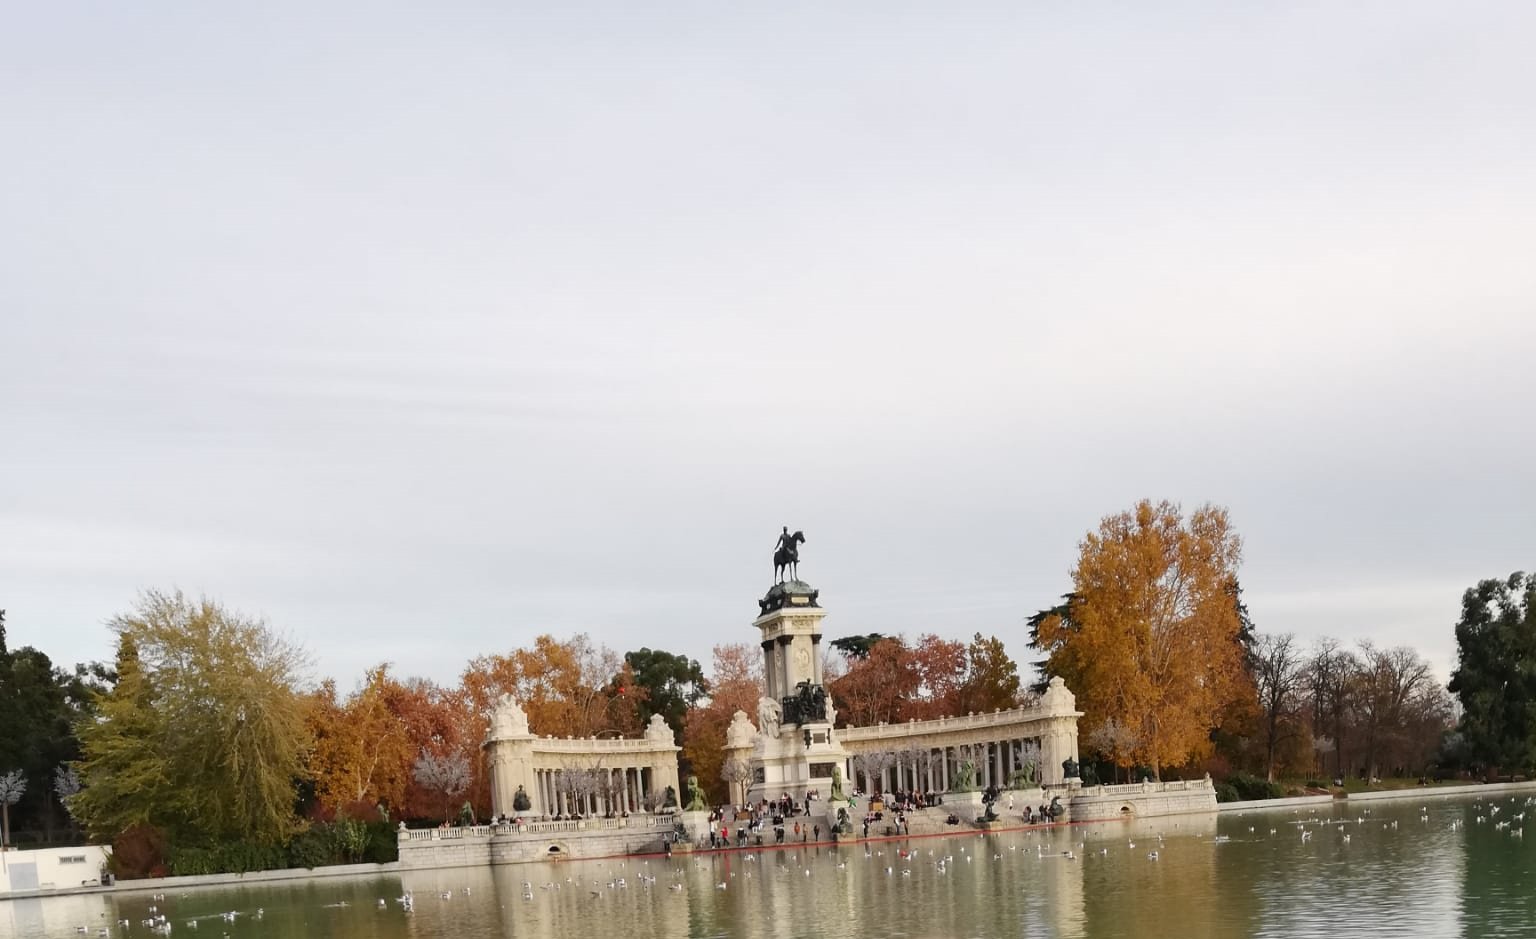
[{"xmin": 2, "ymin": 802, "xmax": 9, "ymax": 848}]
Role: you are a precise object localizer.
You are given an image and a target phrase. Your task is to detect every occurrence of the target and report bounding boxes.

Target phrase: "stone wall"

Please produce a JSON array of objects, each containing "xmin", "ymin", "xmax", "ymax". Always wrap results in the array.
[
  {"xmin": 396, "ymin": 817, "xmax": 677, "ymax": 870},
  {"xmin": 1066, "ymin": 778, "xmax": 1218, "ymax": 821}
]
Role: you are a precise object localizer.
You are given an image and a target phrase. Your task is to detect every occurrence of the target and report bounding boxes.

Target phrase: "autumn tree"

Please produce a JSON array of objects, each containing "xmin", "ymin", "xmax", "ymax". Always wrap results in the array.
[
  {"xmin": 1449, "ymin": 571, "xmax": 1536, "ymax": 776},
  {"xmin": 828, "ymin": 638, "xmax": 918, "ymax": 727},
  {"xmin": 957, "ymin": 634, "xmax": 1023, "ymax": 714},
  {"xmin": 305, "ymin": 664, "xmax": 414, "ymax": 818},
  {"xmin": 1031, "ymin": 500, "xmax": 1247, "ymax": 779},
  {"xmin": 904, "ymin": 635, "xmax": 967, "ymax": 720},
  {"xmin": 73, "ymin": 591, "xmax": 310, "ymax": 846},
  {"xmin": 460, "ymin": 634, "xmax": 640, "ymax": 740},
  {"xmin": 681, "ymin": 644, "xmax": 764, "ymax": 803}
]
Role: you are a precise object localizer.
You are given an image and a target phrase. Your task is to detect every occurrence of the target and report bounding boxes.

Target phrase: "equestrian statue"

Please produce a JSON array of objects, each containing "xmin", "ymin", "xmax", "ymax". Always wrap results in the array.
[{"xmin": 773, "ymin": 526, "xmax": 806, "ymax": 583}]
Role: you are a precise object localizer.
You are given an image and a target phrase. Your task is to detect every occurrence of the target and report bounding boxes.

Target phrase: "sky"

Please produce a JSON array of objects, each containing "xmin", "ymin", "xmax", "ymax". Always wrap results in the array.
[{"xmin": 3, "ymin": 2, "xmax": 1533, "ymax": 694}]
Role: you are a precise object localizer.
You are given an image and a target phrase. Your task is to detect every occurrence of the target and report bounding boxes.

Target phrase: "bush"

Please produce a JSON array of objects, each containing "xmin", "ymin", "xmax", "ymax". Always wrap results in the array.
[
  {"xmin": 287, "ymin": 828, "xmax": 334, "ymax": 869},
  {"xmin": 363, "ymin": 821, "xmax": 398, "ymax": 864},
  {"xmin": 1215, "ymin": 783, "xmax": 1240, "ymax": 803},
  {"xmin": 1227, "ymin": 773, "xmax": 1284, "ymax": 802},
  {"xmin": 111, "ymin": 824, "xmax": 168, "ymax": 880}
]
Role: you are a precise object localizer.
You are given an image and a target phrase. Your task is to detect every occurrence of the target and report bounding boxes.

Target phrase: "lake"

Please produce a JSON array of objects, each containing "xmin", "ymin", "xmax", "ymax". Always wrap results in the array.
[{"xmin": 3, "ymin": 791, "xmax": 1532, "ymax": 939}]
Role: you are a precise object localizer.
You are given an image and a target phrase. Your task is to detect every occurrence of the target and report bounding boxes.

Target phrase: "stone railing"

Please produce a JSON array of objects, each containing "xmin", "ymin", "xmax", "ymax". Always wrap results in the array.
[
  {"xmin": 1084, "ymin": 779, "xmax": 1213, "ymax": 797},
  {"xmin": 398, "ymin": 815, "xmax": 676, "ymax": 842},
  {"xmin": 529, "ymin": 737, "xmax": 676, "ymax": 753}
]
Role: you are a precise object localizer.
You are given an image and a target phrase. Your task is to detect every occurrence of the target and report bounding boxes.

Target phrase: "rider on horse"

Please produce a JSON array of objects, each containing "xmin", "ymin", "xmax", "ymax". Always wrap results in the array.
[{"xmin": 774, "ymin": 527, "xmax": 805, "ymax": 583}]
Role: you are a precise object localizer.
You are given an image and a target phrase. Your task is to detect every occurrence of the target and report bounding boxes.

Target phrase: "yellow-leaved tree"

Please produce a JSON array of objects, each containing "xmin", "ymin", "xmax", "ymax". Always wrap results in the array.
[{"xmin": 1032, "ymin": 500, "xmax": 1247, "ymax": 779}]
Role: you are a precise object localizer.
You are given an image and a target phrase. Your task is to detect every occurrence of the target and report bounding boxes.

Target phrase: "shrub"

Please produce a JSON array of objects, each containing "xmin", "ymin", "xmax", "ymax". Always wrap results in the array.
[
  {"xmin": 287, "ymin": 827, "xmax": 333, "ymax": 869},
  {"xmin": 110, "ymin": 824, "xmax": 168, "ymax": 880},
  {"xmin": 1227, "ymin": 773, "xmax": 1284, "ymax": 802},
  {"xmin": 363, "ymin": 821, "xmax": 399, "ymax": 864},
  {"xmin": 1215, "ymin": 783, "xmax": 1240, "ymax": 803},
  {"xmin": 167, "ymin": 845, "xmax": 217, "ymax": 876}
]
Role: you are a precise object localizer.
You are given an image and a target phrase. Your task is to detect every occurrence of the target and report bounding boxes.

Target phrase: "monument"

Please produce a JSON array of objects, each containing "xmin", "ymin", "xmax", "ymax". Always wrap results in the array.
[
  {"xmin": 723, "ymin": 526, "xmax": 1090, "ymax": 831},
  {"xmin": 732, "ymin": 529, "xmax": 851, "ymax": 810}
]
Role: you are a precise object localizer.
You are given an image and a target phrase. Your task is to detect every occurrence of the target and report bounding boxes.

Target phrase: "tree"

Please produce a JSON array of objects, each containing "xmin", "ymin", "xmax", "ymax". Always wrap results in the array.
[
  {"xmin": 0, "ymin": 769, "xmax": 24, "ymax": 848},
  {"xmin": 53, "ymin": 765, "xmax": 80, "ymax": 838},
  {"xmin": 72, "ymin": 591, "xmax": 310, "ymax": 846},
  {"xmin": 412, "ymin": 749, "xmax": 471, "ymax": 822},
  {"xmin": 0, "ymin": 609, "xmax": 103, "ymax": 843},
  {"xmin": 1449, "ymin": 572, "xmax": 1536, "ymax": 776},
  {"xmin": 958, "ymin": 634, "xmax": 1022, "ymax": 714},
  {"xmin": 830, "ymin": 634, "xmax": 887, "ymax": 661},
  {"xmin": 1253, "ymin": 633, "xmax": 1307, "ymax": 782},
  {"xmin": 1354, "ymin": 642, "xmax": 1437, "ymax": 780},
  {"xmin": 623, "ymin": 648, "xmax": 708, "ymax": 738},
  {"xmin": 1305, "ymin": 637, "xmax": 1359, "ymax": 779},
  {"xmin": 828, "ymin": 639, "xmax": 918, "ymax": 727},
  {"xmin": 460, "ymin": 634, "xmax": 640, "ymax": 740},
  {"xmin": 1086, "ymin": 719, "xmax": 1144, "ymax": 782},
  {"xmin": 305, "ymin": 665, "xmax": 414, "ymax": 818},
  {"xmin": 904, "ymin": 635, "xmax": 967, "ymax": 720},
  {"xmin": 719, "ymin": 757, "xmax": 751, "ymax": 805},
  {"xmin": 1031, "ymin": 500, "xmax": 1248, "ymax": 778},
  {"xmin": 852, "ymin": 750, "xmax": 896, "ymax": 794},
  {"xmin": 681, "ymin": 645, "xmax": 764, "ymax": 803}
]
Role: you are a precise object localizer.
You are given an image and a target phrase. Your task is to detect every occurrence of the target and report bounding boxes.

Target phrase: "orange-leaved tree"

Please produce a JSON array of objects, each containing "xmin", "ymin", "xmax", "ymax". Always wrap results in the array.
[
  {"xmin": 682, "ymin": 644, "xmax": 764, "ymax": 803},
  {"xmin": 304, "ymin": 664, "xmax": 414, "ymax": 818},
  {"xmin": 1032, "ymin": 500, "xmax": 1248, "ymax": 779},
  {"xmin": 828, "ymin": 638, "xmax": 919, "ymax": 727}
]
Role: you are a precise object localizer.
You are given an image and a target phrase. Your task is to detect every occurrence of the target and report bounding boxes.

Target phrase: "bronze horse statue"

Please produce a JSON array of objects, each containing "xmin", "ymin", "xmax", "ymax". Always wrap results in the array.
[{"xmin": 774, "ymin": 530, "xmax": 805, "ymax": 583}]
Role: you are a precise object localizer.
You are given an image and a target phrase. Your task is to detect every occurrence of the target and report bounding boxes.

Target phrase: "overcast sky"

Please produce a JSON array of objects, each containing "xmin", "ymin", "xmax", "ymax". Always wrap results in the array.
[{"xmin": 3, "ymin": 2, "xmax": 1532, "ymax": 694}]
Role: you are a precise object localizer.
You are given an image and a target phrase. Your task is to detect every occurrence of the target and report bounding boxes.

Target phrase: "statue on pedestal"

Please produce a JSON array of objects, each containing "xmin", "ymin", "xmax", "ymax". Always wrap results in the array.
[
  {"xmin": 644, "ymin": 713, "xmax": 675, "ymax": 745},
  {"xmin": 757, "ymin": 696, "xmax": 782, "ymax": 739},
  {"xmin": 727, "ymin": 709, "xmax": 758, "ymax": 749},
  {"xmin": 829, "ymin": 765, "xmax": 845, "ymax": 802},
  {"xmin": 954, "ymin": 761, "xmax": 977, "ymax": 792},
  {"xmin": 512, "ymin": 785, "xmax": 531, "ymax": 812},
  {"xmin": 490, "ymin": 694, "xmax": 530, "ymax": 738},
  {"xmin": 773, "ymin": 527, "xmax": 806, "ymax": 583},
  {"xmin": 684, "ymin": 775, "xmax": 707, "ymax": 811}
]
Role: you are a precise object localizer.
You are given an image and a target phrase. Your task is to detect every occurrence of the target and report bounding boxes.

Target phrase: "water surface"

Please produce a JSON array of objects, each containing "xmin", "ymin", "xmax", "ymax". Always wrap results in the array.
[{"xmin": 3, "ymin": 792, "xmax": 1532, "ymax": 939}]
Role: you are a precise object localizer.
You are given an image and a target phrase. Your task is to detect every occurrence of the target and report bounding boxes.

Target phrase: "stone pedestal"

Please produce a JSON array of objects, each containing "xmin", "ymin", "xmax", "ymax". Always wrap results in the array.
[
  {"xmin": 946, "ymin": 790, "xmax": 989, "ymax": 824},
  {"xmin": 678, "ymin": 810, "xmax": 713, "ymax": 846}
]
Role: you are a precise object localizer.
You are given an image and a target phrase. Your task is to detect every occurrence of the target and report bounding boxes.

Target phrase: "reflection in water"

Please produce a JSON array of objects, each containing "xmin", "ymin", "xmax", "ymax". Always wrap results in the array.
[{"xmin": 1, "ymin": 793, "xmax": 1531, "ymax": 939}]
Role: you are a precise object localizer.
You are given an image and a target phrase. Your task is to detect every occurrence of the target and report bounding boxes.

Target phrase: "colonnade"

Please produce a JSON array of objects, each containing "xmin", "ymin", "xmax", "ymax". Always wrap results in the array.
[
  {"xmin": 530, "ymin": 765, "xmax": 659, "ymax": 817},
  {"xmin": 849, "ymin": 737, "xmax": 1044, "ymax": 795}
]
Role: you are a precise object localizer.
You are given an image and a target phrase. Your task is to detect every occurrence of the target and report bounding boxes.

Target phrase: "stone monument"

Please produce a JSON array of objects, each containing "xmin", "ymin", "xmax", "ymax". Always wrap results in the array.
[{"xmin": 744, "ymin": 528, "xmax": 850, "ymax": 807}]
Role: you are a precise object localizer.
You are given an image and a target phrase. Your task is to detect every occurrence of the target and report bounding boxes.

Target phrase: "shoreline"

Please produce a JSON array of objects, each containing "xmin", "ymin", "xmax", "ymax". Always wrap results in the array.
[
  {"xmin": 1218, "ymin": 779, "xmax": 1536, "ymax": 813},
  {"xmin": 1, "ymin": 818, "xmax": 1094, "ymax": 902},
  {"xmin": 13, "ymin": 783, "xmax": 1534, "ymax": 902},
  {"xmin": 0, "ymin": 860, "xmax": 399, "ymax": 903}
]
